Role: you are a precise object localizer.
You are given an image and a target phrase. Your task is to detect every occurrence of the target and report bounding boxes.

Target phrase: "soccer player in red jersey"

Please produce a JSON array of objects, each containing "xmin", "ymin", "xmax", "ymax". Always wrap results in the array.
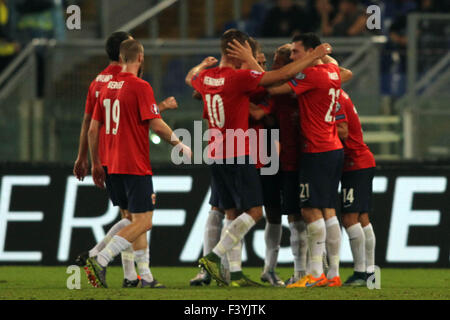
[
  {"xmin": 263, "ymin": 44, "xmax": 307, "ymax": 286},
  {"xmin": 85, "ymin": 39, "xmax": 191, "ymax": 288},
  {"xmin": 246, "ymin": 33, "xmax": 345, "ymax": 288},
  {"xmin": 335, "ymin": 90, "xmax": 377, "ymax": 286},
  {"xmin": 185, "ymin": 29, "xmax": 332, "ymax": 286},
  {"xmin": 73, "ymin": 32, "xmax": 178, "ymax": 288}
]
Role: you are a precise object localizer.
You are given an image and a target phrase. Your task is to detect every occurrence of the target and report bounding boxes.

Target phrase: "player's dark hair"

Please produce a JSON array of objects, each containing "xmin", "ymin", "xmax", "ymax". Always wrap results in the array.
[
  {"xmin": 292, "ymin": 33, "xmax": 322, "ymax": 50},
  {"xmin": 221, "ymin": 29, "xmax": 251, "ymax": 56},
  {"xmin": 248, "ymin": 37, "xmax": 260, "ymax": 58},
  {"xmin": 120, "ymin": 39, "xmax": 144, "ymax": 63},
  {"xmin": 106, "ymin": 31, "xmax": 132, "ymax": 62},
  {"xmin": 275, "ymin": 44, "xmax": 293, "ymax": 65}
]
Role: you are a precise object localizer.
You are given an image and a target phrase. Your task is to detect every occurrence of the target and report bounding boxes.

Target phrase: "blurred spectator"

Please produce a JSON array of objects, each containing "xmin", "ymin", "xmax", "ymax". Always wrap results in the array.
[
  {"xmin": 318, "ymin": 0, "xmax": 368, "ymax": 36},
  {"xmin": 261, "ymin": 0, "xmax": 315, "ymax": 37},
  {"xmin": 15, "ymin": 0, "xmax": 65, "ymax": 43},
  {"xmin": 0, "ymin": 0, "xmax": 20, "ymax": 73},
  {"xmin": 385, "ymin": 0, "xmax": 448, "ymax": 96}
]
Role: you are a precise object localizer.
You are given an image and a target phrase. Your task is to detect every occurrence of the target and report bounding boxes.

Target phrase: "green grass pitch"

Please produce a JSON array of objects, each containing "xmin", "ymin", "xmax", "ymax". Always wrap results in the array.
[{"xmin": 0, "ymin": 266, "xmax": 448, "ymax": 300}]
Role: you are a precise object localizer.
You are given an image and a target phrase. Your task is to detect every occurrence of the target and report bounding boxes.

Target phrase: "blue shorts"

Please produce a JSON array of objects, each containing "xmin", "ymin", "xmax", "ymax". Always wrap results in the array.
[
  {"xmin": 109, "ymin": 174, "xmax": 155, "ymax": 213},
  {"xmin": 104, "ymin": 166, "xmax": 119, "ymax": 206},
  {"xmin": 259, "ymin": 169, "xmax": 281, "ymax": 209},
  {"xmin": 209, "ymin": 176, "xmax": 224, "ymax": 209},
  {"xmin": 209, "ymin": 156, "xmax": 263, "ymax": 211},
  {"xmin": 280, "ymin": 170, "xmax": 301, "ymax": 215},
  {"xmin": 340, "ymin": 167, "xmax": 375, "ymax": 214},
  {"xmin": 299, "ymin": 149, "xmax": 344, "ymax": 209},
  {"xmin": 258, "ymin": 170, "xmax": 301, "ymax": 215}
]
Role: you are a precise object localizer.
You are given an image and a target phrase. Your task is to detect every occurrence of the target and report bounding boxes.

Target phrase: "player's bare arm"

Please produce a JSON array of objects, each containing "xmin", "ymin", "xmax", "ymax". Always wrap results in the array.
[
  {"xmin": 337, "ymin": 121, "xmax": 349, "ymax": 141},
  {"xmin": 339, "ymin": 67, "xmax": 353, "ymax": 83},
  {"xmin": 158, "ymin": 96, "xmax": 178, "ymax": 112},
  {"xmin": 149, "ymin": 118, "xmax": 192, "ymax": 159},
  {"xmin": 321, "ymin": 55, "xmax": 353, "ymax": 83},
  {"xmin": 226, "ymin": 40, "xmax": 264, "ymax": 72},
  {"xmin": 228, "ymin": 40, "xmax": 332, "ymax": 87},
  {"xmin": 249, "ymin": 103, "xmax": 266, "ymax": 121},
  {"xmin": 185, "ymin": 56, "xmax": 218, "ymax": 87},
  {"xmin": 87, "ymin": 119, "xmax": 106, "ymax": 189},
  {"xmin": 266, "ymin": 83, "xmax": 294, "ymax": 96},
  {"xmin": 73, "ymin": 113, "xmax": 92, "ymax": 181},
  {"xmin": 192, "ymin": 90, "xmax": 202, "ymax": 100}
]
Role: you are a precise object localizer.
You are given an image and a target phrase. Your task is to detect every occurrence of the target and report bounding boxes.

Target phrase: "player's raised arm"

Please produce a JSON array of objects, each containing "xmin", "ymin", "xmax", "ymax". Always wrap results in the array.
[
  {"xmin": 249, "ymin": 103, "xmax": 267, "ymax": 121},
  {"xmin": 158, "ymin": 96, "xmax": 178, "ymax": 112},
  {"xmin": 339, "ymin": 67, "xmax": 353, "ymax": 83},
  {"xmin": 228, "ymin": 40, "xmax": 332, "ymax": 87},
  {"xmin": 185, "ymin": 56, "xmax": 218, "ymax": 87},
  {"xmin": 321, "ymin": 54, "xmax": 353, "ymax": 83},
  {"xmin": 227, "ymin": 40, "xmax": 265, "ymax": 72},
  {"xmin": 87, "ymin": 119, "xmax": 105, "ymax": 188}
]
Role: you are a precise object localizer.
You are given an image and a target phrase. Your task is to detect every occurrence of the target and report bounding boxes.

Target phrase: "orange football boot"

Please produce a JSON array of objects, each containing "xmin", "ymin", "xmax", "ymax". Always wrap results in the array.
[
  {"xmin": 304, "ymin": 273, "xmax": 328, "ymax": 288},
  {"xmin": 327, "ymin": 276, "xmax": 342, "ymax": 287}
]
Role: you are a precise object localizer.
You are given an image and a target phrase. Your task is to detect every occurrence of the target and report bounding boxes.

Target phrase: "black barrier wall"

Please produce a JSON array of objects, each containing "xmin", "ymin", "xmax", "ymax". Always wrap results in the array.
[{"xmin": 0, "ymin": 162, "xmax": 449, "ymax": 267}]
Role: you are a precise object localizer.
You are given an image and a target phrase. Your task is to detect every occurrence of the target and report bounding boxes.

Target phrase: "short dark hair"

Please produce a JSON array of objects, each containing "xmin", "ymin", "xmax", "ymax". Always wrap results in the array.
[
  {"xmin": 221, "ymin": 29, "xmax": 251, "ymax": 55},
  {"xmin": 292, "ymin": 33, "xmax": 322, "ymax": 50},
  {"xmin": 120, "ymin": 39, "xmax": 144, "ymax": 63},
  {"xmin": 106, "ymin": 31, "xmax": 132, "ymax": 61}
]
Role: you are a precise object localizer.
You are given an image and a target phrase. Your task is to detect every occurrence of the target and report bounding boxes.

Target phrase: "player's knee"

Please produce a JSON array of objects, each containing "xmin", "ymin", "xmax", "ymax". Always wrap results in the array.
[
  {"xmin": 342, "ymin": 213, "xmax": 359, "ymax": 228},
  {"xmin": 247, "ymin": 206, "xmax": 263, "ymax": 222},
  {"xmin": 120, "ymin": 209, "xmax": 132, "ymax": 221}
]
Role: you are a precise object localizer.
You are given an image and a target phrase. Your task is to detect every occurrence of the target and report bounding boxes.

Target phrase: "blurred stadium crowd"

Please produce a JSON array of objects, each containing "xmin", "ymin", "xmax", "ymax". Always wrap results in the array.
[{"xmin": 1, "ymin": 0, "xmax": 449, "ymax": 95}]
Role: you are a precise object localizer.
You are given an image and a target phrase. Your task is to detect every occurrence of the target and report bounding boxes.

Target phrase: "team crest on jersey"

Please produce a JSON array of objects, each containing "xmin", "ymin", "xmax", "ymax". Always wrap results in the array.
[
  {"xmin": 328, "ymin": 72, "xmax": 339, "ymax": 80},
  {"xmin": 250, "ymin": 70, "xmax": 263, "ymax": 78},
  {"xmin": 151, "ymin": 103, "xmax": 160, "ymax": 115},
  {"xmin": 295, "ymin": 72, "xmax": 306, "ymax": 80}
]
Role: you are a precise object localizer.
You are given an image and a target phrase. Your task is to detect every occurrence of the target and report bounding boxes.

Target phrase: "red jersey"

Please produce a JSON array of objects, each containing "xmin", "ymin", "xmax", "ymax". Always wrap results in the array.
[
  {"xmin": 192, "ymin": 67, "xmax": 264, "ymax": 159},
  {"xmin": 288, "ymin": 63, "xmax": 343, "ymax": 153},
  {"xmin": 92, "ymin": 72, "xmax": 161, "ymax": 175},
  {"xmin": 248, "ymin": 97, "xmax": 272, "ymax": 169},
  {"xmin": 269, "ymin": 94, "xmax": 301, "ymax": 171},
  {"xmin": 85, "ymin": 64, "xmax": 123, "ymax": 166},
  {"xmin": 335, "ymin": 90, "xmax": 376, "ymax": 171}
]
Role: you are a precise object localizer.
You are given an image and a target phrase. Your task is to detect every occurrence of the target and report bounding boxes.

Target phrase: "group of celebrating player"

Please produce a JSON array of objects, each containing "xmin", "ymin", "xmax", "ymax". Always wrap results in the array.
[{"xmin": 73, "ymin": 28, "xmax": 376, "ymax": 290}]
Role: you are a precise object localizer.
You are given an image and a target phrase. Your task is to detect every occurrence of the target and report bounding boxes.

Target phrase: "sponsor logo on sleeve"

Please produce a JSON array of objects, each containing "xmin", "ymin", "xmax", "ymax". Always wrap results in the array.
[{"xmin": 250, "ymin": 70, "xmax": 263, "ymax": 78}]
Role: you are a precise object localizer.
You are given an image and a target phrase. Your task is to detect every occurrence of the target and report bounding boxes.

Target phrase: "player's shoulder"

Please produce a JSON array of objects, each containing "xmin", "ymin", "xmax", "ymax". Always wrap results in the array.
[{"xmin": 125, "ymin": 75, "xmax": 153, "ymax": 91}]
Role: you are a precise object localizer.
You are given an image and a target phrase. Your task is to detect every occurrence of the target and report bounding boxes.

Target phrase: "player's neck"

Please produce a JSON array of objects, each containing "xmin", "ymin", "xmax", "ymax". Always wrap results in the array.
[
  {"xmin": 219, "ymin": 56, "xmax": 237, "ymax": 69},
  {"xmin": 121, "ymin": 63, "xmax": 140, "ymax": 76}
]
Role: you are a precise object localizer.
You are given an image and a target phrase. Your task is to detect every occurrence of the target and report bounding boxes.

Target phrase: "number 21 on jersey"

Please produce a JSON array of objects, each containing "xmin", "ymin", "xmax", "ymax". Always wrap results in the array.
[{"xmin": 103, "ymin": 99, "xmax": 120, "ymax": 135}]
